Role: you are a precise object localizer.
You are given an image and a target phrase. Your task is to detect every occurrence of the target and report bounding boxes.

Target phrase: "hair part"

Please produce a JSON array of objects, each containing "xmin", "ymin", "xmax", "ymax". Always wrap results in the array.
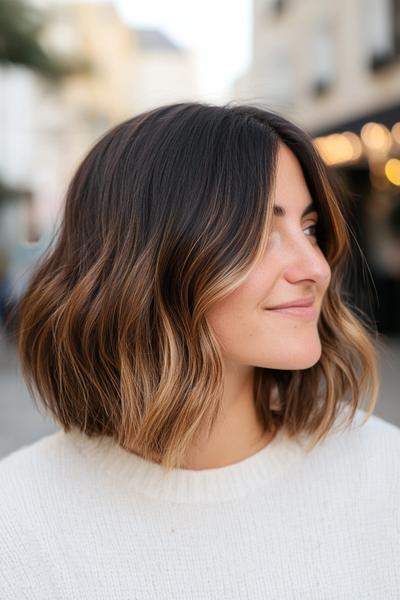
[{"xmin": 16, "ymin": 101, "xmax": 379, "ymax": 469}]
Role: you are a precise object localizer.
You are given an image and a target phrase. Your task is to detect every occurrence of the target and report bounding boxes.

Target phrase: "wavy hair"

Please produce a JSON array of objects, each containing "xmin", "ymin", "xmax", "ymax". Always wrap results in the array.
[{"xmin": 16, "ymin": 101, "xmax": 380, "ymax": 469}]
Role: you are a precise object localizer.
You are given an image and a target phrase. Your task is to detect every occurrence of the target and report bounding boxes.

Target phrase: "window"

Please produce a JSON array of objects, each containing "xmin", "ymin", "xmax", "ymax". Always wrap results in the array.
[
  {"xmin": 271, "ymin": 0, "xmax": 288, "ymax": 17},
  {"xmin": 365, "ymin": 0, "xmax": 400, "ymax": 70},
  {"xmin": 309, "ymin": 18, "xmax": 336, "ymax": 98}
]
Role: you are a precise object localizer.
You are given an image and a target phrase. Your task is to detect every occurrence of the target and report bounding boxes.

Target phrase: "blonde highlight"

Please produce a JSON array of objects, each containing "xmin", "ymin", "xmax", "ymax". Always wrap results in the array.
[{"xmin": 15, "ymin": 101, "xmax": 379, "ymax": 470}]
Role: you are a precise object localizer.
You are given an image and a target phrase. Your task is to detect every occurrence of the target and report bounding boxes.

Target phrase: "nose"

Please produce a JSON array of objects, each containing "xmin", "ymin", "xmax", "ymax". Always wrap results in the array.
[{"xmin": 283, "ymin": 236, "xmax": 331, "ymax": 287}]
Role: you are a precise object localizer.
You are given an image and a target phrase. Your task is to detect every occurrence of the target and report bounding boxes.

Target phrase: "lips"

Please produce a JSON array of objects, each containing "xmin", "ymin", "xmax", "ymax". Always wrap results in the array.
[
  {"xmin": 265, "ymin": 296, "xmax": 315, "ymax": 310},
  {"xmin": 263, "ymin": 296, "xmax": 317, "ymax": 320}
]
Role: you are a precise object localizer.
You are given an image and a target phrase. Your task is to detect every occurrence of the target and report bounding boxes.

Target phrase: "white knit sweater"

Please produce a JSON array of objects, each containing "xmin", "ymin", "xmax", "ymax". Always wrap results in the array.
[{"xmin": 0, "ymin": 408, "xmax": 399, "ymax": 599}]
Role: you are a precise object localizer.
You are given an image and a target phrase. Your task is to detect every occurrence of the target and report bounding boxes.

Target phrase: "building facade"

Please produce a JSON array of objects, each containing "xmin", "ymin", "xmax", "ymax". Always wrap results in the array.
[{"xmin": 235, "ymin": 0, "xmax": 400, "ymax": 334}]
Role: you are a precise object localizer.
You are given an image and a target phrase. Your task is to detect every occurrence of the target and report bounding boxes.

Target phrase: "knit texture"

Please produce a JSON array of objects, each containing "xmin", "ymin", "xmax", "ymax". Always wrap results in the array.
[{"xmin": 0, "ymin": 408, "xmax": 399, "ymax": 599}]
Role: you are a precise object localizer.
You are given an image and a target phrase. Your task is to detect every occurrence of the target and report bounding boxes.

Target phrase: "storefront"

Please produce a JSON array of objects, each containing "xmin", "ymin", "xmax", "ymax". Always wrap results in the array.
[{"xmin": 310, "ymin": 102, "xmax": 400, "ymax": 335}]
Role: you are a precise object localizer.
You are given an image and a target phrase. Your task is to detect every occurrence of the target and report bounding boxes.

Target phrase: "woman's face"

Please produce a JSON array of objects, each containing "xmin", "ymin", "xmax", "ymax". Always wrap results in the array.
[{"xmin": 207, "ymin": 142, "xmax": 332, "ymax": 371}]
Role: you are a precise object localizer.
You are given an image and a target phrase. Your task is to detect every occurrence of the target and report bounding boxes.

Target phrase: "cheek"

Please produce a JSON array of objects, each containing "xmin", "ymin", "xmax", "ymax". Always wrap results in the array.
[
  {"xmin": 206, "ymin": 293, "xmax": 252, "ymax": 340},
  {"xmin": 205, "ymin": 275, "xmax": 275, "ymax": 350},
  {"xmin": 206, "ymin": 277, "xmax": 325, "ymax": 369},
  {"xmin": 208, "ymin": 268, "xmax": 275, "ymax": 324}
]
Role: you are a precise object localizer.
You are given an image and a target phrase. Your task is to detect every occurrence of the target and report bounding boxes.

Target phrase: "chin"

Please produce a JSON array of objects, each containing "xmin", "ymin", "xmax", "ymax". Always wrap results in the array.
[
  {"xmin": 292, "ymin": 354, "xmax": 321, "ymax": 370},
  {"xmin": 260, "ymin": 340, "xmax": 322, "ymax": 370}
]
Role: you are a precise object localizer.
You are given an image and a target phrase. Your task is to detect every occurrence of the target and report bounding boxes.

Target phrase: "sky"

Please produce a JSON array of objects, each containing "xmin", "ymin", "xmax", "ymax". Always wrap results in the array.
[{"xmin": 113, "ymin": 0, "xmax": 253, "ymax": 103}]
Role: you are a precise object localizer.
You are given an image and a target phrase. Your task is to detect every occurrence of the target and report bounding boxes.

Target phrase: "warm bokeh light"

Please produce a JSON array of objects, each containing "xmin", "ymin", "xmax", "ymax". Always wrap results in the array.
[
  {"xmin": 384, "ymin": 158, "xmax": 400, "ymax": 186},
  {"xmin": 391, "ymin": 122, "xmax": 400, "ymax": 145},
  {"xmin": 313, "ymin": 132, "xmax": 363, "ymax": 165},
  {"xmin": 360, "ymin": 122, "xmax": 392, "ymax": 154},
  {"xmin": 342, "ymin": 131, "xmax": 363, "ymax": 159}
]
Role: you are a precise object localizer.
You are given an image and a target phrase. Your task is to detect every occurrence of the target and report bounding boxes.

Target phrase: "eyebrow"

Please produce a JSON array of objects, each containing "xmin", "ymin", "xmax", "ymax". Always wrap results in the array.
[{"xmin": 273, "ymin": 200, "xmax": 317, "ymax": 218}]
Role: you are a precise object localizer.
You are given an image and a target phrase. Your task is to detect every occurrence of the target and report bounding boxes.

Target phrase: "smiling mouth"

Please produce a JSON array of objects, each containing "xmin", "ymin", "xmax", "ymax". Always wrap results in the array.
[{"xmin": 264, "ymin": 305, "xmax": 317, "ymax": 320}]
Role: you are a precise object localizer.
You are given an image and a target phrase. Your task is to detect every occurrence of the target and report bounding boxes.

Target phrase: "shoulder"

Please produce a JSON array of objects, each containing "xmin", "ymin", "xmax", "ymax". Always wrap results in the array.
[
  {"xmin": 0, "ymin": 429, "xmax": 90, "ymax": 522},
  {"xmin": 304, "ymin": 408, "xmax": 400, "ymax": 494},
  {"xmin": 0, "ymin": 431, "xmax": 74, "ymax": 595},
  {"xmin": 0, "ymin": 431, "xmax": 66, "ymax": 512},
  {"xmin": 0, "ymin": 430, "xmax": 105, "ymax": 594},
  {"xmin": 0, "ymin": 430, "xmax": 67, "ymax": 486},
  {"xmin": 333, "ymin": 408, "xmax": 400, "ymax": 457}
]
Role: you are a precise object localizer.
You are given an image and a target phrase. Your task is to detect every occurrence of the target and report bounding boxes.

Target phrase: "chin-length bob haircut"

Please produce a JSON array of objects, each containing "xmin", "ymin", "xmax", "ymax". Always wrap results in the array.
[{"xmin": 16, "ymin": 101, "xmax": 379, "ymax": 469}]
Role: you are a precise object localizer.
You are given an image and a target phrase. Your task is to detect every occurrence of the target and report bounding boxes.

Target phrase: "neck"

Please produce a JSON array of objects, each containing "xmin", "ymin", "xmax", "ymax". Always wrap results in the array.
[{"xmin": 181, "ymin": 362, "xmax": 276, "ymax": 470}]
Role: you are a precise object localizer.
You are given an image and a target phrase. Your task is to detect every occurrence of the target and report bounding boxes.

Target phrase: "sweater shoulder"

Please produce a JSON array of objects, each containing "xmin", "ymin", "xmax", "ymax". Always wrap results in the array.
[
  {"xmin": 0, "ymin": 430, "xmax": 65, "ymax": 479},
  {"xmin": 0, "ymin": 432, "xmax": 71, "ymax": 597},
  {"xmin": 312, "ymin": 408, "xmax": 400, "ymax": 483},
  {"xmin": 334, "ymin": 408, "xmax": 400, "ymax": 452},
  {"xmin": 0, "ymin": 430, "xmax": 77, "ymax": 510}
]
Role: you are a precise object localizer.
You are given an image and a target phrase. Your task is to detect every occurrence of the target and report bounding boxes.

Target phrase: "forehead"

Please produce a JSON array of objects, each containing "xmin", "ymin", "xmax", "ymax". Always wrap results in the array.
[{"xmin": 272, "ymin": 143, "xmax": 317, "ymax": 216}]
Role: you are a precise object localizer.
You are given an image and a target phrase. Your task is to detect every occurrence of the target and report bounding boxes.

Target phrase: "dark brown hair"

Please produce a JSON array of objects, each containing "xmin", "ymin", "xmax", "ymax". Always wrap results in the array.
[{"xmin": 16, "ymin": 101, "xmax": 379, "ymax": 469}]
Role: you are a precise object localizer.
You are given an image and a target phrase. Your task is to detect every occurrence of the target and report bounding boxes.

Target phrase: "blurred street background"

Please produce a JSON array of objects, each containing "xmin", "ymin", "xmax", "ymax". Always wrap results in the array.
[{"xmin": 0, "ymin": 0, "xmax": 399, "ymax": 459}]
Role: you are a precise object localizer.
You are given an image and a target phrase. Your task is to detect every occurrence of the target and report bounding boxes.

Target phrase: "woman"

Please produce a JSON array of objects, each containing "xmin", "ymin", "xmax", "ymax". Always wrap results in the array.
[{"xmin": 1, "ymin": 102, "xmax": 399, "ymax": 598}]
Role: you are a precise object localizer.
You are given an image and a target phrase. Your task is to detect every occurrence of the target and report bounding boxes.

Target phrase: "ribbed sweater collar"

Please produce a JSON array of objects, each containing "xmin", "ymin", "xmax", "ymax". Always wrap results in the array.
[{"xmin": 66, "ymin": 427, "xmax": 306, "ymax": 504}]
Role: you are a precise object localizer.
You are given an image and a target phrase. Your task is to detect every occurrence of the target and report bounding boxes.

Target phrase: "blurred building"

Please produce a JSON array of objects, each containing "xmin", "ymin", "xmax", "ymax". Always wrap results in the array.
[
  {"xmin": 0, "ymin": 1, "xmax": 198, "ymax": 309},
  {"xmin": 235, "ymin": 0, "xmax": 400, "ymax": 334},
  {"xmin": 131, "ymin": 28, "xmax": 199, "ymax": 115}
]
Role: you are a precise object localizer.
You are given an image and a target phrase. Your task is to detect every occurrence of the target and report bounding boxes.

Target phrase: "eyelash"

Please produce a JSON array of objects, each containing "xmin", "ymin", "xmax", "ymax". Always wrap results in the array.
[{"xmin": 304, "ymin": 223, "xmax": 318, "ymax": 239}]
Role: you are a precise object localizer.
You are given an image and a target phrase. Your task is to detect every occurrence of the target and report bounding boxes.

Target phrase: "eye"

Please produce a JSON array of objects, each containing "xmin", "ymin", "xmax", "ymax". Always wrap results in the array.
[{"xmin": 303, "ymin": 223, "xmax": 318, "ymax": 240}]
